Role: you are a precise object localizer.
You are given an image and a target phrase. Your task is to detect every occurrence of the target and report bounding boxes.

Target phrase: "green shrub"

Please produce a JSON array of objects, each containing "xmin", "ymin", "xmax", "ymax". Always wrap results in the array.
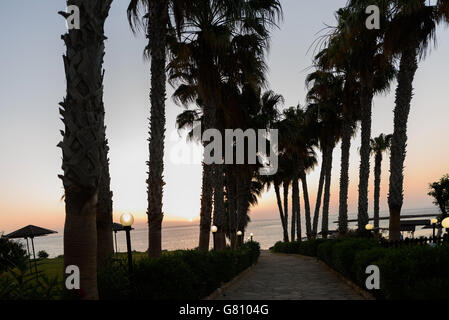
[
  {"xmin": 331, "ymin": 238, "xmax": 379, "ymax": 279},
  {"xmin": 317, "ymin": 239, "xmax": 342, "ymax": 267},
  {"xmin": 37, "ymin": 251, "xmax": 49, "ymax": 260},
  {"xmin": 0, "ymin": 237, "xmax": 27, "ymax": 274},
  {"xmin": 271, "ymin": 241, "xmax": 301, "ymax": 254},
  {"xmin": 98, "ymin": 242, "xmax": 260, "ymax": 300},
  {"xmin": 298, "ymin": 239, "xmax": 327, "ymax": 256}
]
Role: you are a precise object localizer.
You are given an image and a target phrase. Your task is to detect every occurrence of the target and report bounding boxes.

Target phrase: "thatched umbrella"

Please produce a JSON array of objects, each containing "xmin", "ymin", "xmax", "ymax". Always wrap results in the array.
[{"xmin": 5, "ymin": 225, "xmax": 57, "ymax": 278}]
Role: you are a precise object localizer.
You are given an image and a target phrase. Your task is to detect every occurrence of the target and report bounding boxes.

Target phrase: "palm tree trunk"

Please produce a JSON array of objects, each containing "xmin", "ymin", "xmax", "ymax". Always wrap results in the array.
[
  {"xmin": 322, "ymin": 147, "xmax": 334, "ymax": 239},
  {"xmin": 59, "ymin": 0, "xmax": 113, "ymax": 299},
  {"xmin": 299, "ymin": 168, "xmax": 312, "ymax": 239},
  {"xmin": 227, "ymin": 167, "xmax": 238, "ymax": 249},
  {"xmin": 388, "ymin": 45, "xmax": 418, "ymax": 241},
  {"xmin": 213, "ymin": 163, "xmax": 226, "ymax": 250},
  {"xmin": 338, "ymin": 119, "xmax": 352, "ymax": 235},
  {"xmin": 147, "ymin": 0, "xmax": 169, "ymax": 258},
  {"xmin": 312, "ymin": 147, "xmax": 327, "ymax": 236},
  {"xmin": 292, "ymin": 177, "xmax": 300, "ymax": 241},
  {"xmin": 199, "ymin": 162, "xmax": 213, "ymax": 251},
  {"xmin": 373, "ymin": 152, "xmax": 382, "ymax": 229},
  {"xmin": 283, "ymin": 181, "xmax": 289, "ymax": 240},
  {"xmin": 358, "ymin": 84, "xmax": 374, "ymax": 231},
  {"xmin": 274, "ymin": 183, "xmax": 289, "ymax": 242},
  {"xmin": 291, "ymin": 183, "xmax": 296, "ymax": 242},
  {"xmin": 236, "ymin": 173, "xmax": 249, "ymax": 235},
  {"xmin": 97, "ymin": 146, "xmax": 113, "ymax": 264},
  {"xmin": 64, "ymin": 194, "xmax": 99, "ymax": 300}
]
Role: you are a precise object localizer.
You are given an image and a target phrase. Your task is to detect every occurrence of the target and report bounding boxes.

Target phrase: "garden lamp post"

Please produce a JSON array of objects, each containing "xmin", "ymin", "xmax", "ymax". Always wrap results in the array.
[
  {"xmin": 211, "ymin": 225, "xmax": 218, "ymax": 250},
  {"xmin": 365, "ymin": 224, "xmax": 374, "ymax": 235},
  {"xmin": 120, "ymin": 213, "xmax": 134, "ymax": 275},
  {"xmin": 442, "ymin": 217, "xmax": 449, "ymax": 237},
  {"xmin": 237, "ymin": 231, "xmax": 242, "ymax": 247},
  {"xmin": 250, "ymin": 233, "xmax": 254, "ymax": 242}
]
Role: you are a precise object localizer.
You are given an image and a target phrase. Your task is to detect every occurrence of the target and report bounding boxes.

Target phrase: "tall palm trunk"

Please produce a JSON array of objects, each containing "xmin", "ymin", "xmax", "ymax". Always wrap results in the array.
[
  {"xmin": 292, "ymin": 177, "xmax": 300, "ymax": 241},
  {"xmin": 290, "ymin": 182, "xmax": 296, "ymax": 242},
  {"xmin": 213, "ymin": 163, "xmax": 227, "ymax": 250},
  {"xmin": 312, "ymin": 147, "xmax": 327, "ymax": 236},
  {"xmin": 299, "ymin": 167, "xmax": 312, "ymax": 239},
  {"xmin": 321, "ymin": 147, "xmax": 334, "ymax": 239},
  {"xmin": 227, "ymin": 167, "xmax": 238, "ymax": 249},
  {"xmin": 199, "ymin": 162, "xmax": 213, "ymax": 251},
  {"xmin": 358, "ymin": 84, "xmax": 374, "ymax": 231},
  {"xmin": 274, "ymin": 183, "xmax": 289, "ymax": 242},
  {"xmin": 388, "ymin": 46, "xmax": 418, "ymax": 241},
  {"xmin": 59, "ymin": 0, "xmax": 112, "ymax": 300},
  {"xmin": 97, "ymin": 145, "xmax": 113, "ymax": 264},
  {"xmin": 338, "ymin": 119, "xmax": 352, "ymax": 234},
  {"xmin": 373, "ymin": 152, "xmax": 382, "ymax": 229},
  {"xmin": 147, "ymin": 0, "xmax": 168, "ymax": 258},
  {"xmin": 283, "ymin": 181, "xmax": 289, "ymax": 240},
  {"xmin": 237, "ymin": 173, "xmax": 250, "ymax": 241}
]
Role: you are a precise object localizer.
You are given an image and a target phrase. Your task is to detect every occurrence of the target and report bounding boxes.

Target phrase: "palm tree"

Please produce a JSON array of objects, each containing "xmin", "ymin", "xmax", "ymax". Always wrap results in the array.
[
  {"xmin": 276, "ymin": 106, "xmax": 317, "ymax": 240},
  {"xmin": 343, "ymin": 0, "xmax": 393, "ymax": 232},
  {"xmin": 168, "ymin": 0, "xmax": 282, "ymax": 250},
  {"xmin": 58, "ymin": 0, "xmax": 112, "ymax": 300},
  {"xmin": 313, "ymin": 10, "xmax": 361, "ymax": 235},
  {"xmin": 306, "ymin": 70, "xmax": 343, "ymax": 237},
  {"xmin": 370, "ymin": 134, "xmax": 392, "ymax": 229},
  {"xmin": 384, "ymin": 0, "xmax": 440, "ymax": 240},
  {"xmin": 128, "ymin": 0, "xmax": 190, "ymax": 257}
]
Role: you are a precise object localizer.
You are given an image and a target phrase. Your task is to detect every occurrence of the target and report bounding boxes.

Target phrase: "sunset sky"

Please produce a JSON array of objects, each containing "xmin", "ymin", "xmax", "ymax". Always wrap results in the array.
[{"xmin": 1, "ymin": 1, "xmax": 448, "ymax": 234}]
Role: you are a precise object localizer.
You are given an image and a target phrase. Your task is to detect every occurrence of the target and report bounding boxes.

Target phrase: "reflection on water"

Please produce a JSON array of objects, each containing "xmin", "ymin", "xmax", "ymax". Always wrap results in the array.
[{"xmin": 14, "ymin": 207, "xmax": 440, "ymax": 258}]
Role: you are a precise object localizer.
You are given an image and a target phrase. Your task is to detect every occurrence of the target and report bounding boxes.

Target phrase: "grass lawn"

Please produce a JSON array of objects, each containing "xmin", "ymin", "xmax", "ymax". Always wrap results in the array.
[{"xmin": 0, "ymin": 252, "xmax": 149, "ymax": 283}]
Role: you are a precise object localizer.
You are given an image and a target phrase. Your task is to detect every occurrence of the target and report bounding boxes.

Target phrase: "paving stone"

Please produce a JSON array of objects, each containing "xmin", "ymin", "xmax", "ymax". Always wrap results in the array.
[{"xmin": 214, "ymin": 251, "xmax": 364, "ymax": 300}]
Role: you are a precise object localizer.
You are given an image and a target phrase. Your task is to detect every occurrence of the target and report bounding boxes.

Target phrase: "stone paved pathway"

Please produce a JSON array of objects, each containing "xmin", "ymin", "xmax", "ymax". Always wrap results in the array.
[{"xmin": 214, "ymin": 251, "xmax": 364, "ymax": 300}]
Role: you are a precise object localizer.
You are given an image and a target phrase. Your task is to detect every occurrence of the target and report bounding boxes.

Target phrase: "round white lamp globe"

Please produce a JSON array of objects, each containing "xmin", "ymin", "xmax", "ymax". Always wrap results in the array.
[
  {"xmin": 442, "ymin": 217, "xmax": 449, "ymax": 229},
  {"xmin": 120, "ymin": 213, "xmax": 134, "ymax": 227},
  {"xmin": 236, "ymin": 231, "xmax": 243, "ymax": 236},
  {"xmin": 211, "ymin": 225, "xmax": 218, "ymax": 233},
  {"xmin": 365, "ymin": 224, "xmax": 374, "ymax": 231}
]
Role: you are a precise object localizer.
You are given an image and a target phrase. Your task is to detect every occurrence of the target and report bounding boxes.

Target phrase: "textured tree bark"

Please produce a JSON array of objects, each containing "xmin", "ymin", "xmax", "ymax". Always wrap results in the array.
[
  {"xmin": 64, "ymin": 194, "xmax": 99, "ymax": 300},
  {"xmin": 388, "ymin": 46, "xmax": 418, "ymax": 241},
  {"xmin": 292, "ymin": 177, "xmax": 300, "ymax": 241},
  {"xmin": 147, "ymin": 0, "xmax": 169, "ymax": 258},
  {"xmin": 283, "ymin": 181, "xmax": 289, "ymax": 241},
  {"xmin": 213, "ymin": 163, "xmax": 227, "ymax": 250},
  {"xmin": 358, "ymin": 84, "xmax": 374, "ymax": 231},
  {"xmin": 199, "ymin": 162, "xmax": 213, "ymax": 251},
  {"xmin": 59, "ymin": 0, "xmax": 113, "ymax": 299},
  {"xmin": 322, "ymin": 146, "xmax": 334, "ymax": 239},
  {"xmin": 312, "ymin": 146, "xmax": 327, "ymax": 237},
  {"xmin": 274, "ymin": 183, "xmax": 289, "ymax": 242},
  {"xmin": 226, "ymin": 168, "xmax": 238, "ymax": 250},
  {"xmin": 338, "ymin": 119, "xmax": 352, "ymax": 235},
  {"xmin": 236, "ymin": 173, "xmax": 250, "ymax": 243},
  {"xmin": 299, "ymin": 168, "xmax": 312, "ymax": 239},
  {"xmin": 97, "ymin": 139, "xmax": 113, "ymax": 264},
  {"xmin": 373, "ymin": 152, "xmax": 382, "ymax": 229}
]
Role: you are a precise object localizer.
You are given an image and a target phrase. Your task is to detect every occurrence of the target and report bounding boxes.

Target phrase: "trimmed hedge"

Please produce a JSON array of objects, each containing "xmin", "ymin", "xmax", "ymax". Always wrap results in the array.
[
  {"xmin": 98, "ymin": 242, "xmax": 260, "ymax": 300},
  {"xmin": 271, "ymin": 237, "xmax": 449, "ymax": 300},
  {"xmin": 271, "ymin": 239, "xmax": 326, "ymax": 256}
]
